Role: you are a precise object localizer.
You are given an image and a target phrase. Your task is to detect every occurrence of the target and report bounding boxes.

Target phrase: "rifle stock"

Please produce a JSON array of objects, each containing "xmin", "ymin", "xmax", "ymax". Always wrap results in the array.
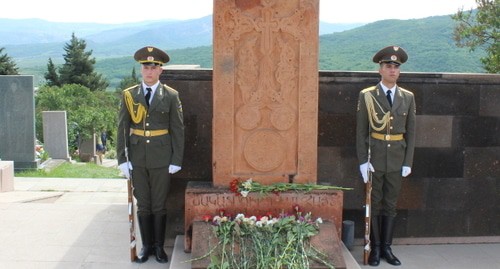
[
  {"xmin": 363, "ymin": 174, "xmax": 372, "ymax": 265},
  {"xmin": 124, "ymin": 130, "xmax": 138, "ymax": 262},
  {"xmin": 127, "ymin": 177, "xmax": 137, "ymax": 262}
]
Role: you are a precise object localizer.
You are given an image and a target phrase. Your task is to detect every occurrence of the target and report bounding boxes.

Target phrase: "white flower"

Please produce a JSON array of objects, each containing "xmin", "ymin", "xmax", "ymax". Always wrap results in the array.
[
  {"xmin": 315, "ymin": 217, "xmax": 323, "ymax": 224},
  {"xmin": 242, "ymin": 178, "xmax": 253, "ymax": 190},
  {"xmin": 240, "ymin": 190, "xmax": 249, "ymax": 197}
]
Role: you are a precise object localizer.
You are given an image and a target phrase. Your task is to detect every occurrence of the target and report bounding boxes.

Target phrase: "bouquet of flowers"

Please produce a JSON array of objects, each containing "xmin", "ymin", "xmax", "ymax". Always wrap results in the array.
[
  {"xmin": 196, "ymin": 205, "xmax": 334, "ymax": 269},
  {"xmin": 230, "ymin": 177, "xmax": 353, "ymax": 197}
]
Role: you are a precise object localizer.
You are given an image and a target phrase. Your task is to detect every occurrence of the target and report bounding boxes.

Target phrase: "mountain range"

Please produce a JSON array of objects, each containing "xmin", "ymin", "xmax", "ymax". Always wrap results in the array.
[{"xmin": 0, "ymin": 13, "xmax": 485, "ymax": 88}]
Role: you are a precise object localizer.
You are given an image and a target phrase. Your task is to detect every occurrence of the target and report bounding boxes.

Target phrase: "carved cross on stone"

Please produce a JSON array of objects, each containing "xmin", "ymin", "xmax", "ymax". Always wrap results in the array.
[{"xmin": 213, "ymin": 0, "xmax": 319, "ymax": 186}]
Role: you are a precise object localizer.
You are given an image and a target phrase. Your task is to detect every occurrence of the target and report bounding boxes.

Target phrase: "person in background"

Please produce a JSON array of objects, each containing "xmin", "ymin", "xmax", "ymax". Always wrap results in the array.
[
  {"xmin": 356, "ymin": 46, "xmax": 416, "ymax": 266},
  {"xmin": 95, "ymin": 132, "xmax": 105, "ymax": 165},
  {"xmin": 116, "ymin": 46, "xmax": 185, "ymax": 263}
]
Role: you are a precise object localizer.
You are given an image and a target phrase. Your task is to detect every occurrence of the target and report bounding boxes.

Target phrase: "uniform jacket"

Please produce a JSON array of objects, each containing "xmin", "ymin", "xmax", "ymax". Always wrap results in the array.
[
  {"xmin": 356, "ymin": 83, "xmax": 416, "ymax": 173},
  {"xmin": 117, "ymin": 83, "xmax": 184, "ymax": 169}
]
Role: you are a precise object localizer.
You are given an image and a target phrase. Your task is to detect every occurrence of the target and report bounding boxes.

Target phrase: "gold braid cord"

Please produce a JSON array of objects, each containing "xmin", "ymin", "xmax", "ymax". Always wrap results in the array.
[
  {"xmin": 364, "ymin": 92, "xmax": 390, "ymax": 131},
  {"xmin": 124, "ymin": 90, "xmax": 146, "ymax": 124}
]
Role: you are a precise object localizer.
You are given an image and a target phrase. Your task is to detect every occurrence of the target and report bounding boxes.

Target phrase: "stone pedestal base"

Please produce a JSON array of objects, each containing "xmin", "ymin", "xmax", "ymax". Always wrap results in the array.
[
  {"xmin": 184, "ymin": 181, "xmax": 344, "ymax": 253},
  {"xmin": 190, "ymin": 221, "xmax": 346, "ymax": 269},
  {"xmin": 0, "ymin": 161, "xmax": 14, "ymax": 192}
]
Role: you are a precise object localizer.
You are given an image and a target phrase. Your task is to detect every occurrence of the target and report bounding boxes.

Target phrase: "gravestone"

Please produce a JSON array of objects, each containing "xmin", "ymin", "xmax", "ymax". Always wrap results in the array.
[
  {"xmin": 0, "ymin": 76, "xmax": 38, "ymax": 170},
  {"xmin": 185, "ymin": 1, "xmax": 346, "ymax": 267},
  {"xmin": 42, "ymin": 111, "xmax": 71, "ymax": 160},
  {"xmin": 79, "ymin": 134, "xmax": 96, "ymax": 162},
  {"xmin": 212, "ymin": 0, "xmax": 319, "ymax": 186}
]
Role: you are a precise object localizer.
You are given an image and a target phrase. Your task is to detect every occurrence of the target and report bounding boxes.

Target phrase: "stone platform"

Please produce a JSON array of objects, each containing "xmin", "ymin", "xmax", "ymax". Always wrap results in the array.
[
  {"xmin": 0, "ymin": 161, "xmax": 14, "ymax": 192},
  {"xmin": 190, "ymin": 221, "xmax": 346, "ymax": 269},
  {"xmin": 184, "ymin": 181, "xmax": 345, "ymax": 253}
]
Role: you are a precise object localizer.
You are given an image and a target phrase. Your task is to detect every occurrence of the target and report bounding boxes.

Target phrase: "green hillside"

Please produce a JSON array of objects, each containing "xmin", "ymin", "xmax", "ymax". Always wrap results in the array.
[
  {"xmin": 15, "ymin": 15, "xmax": 486, "ymax": 89},
  {"xmin": 319, "ymin": 16, "xmax": 485, "ymax": 72}
]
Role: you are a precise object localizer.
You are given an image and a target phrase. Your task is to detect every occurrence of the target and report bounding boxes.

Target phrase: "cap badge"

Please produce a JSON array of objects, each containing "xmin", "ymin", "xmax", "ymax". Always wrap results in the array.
[
  {"xmin": 391, "ymin": 55, "xmax": 398, "ymax": 61},
  {"xmin": 393, "ymin": 46, "xmax": 400, "ymax": 51},
  {"xmin": 147, "ymin": 47, "xmax": 154, "ymax": 52},
  {"xmin": 147, "ymin": 56, "xmax": 154, "ymax": 61}
]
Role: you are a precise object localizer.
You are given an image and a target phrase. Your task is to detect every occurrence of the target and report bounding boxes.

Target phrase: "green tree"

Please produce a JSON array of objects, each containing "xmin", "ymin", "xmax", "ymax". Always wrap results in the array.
[
  {"xmin": 452, "ymin": 0, "xmax": 500, "ymax": 73},
  {"xmin": 35, "ymin": 84, "xmax": 119, "ymax": 151},
  {"xmin": 44, "ymin": 58, "xmax": 60, "ymax": 86},
  {"xmin": 58, "ymin": 33, "xmax": 109, "ymax": 90},
  {"xmin": 116, "ymin": 67, "xmax": 140, "ymax": 92},
  {"xmin": 0, "ymin": 47, "xmax": 19, "ymax": 75}
]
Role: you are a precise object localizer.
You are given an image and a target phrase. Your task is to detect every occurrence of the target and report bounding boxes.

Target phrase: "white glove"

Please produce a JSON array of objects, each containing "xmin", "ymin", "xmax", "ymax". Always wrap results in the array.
[
  {"xmin": 359, "ymin": 162, "xmax": 375, "ymax": 183},
  {"xmin": 169, "ymin": 164, "xmax": 181, "ymax": 174},
  {"xmin": 119, "ymin": 161, "xmax": 133, "ymax": 179},
  {"xmin": 402, "ymin": 166, "xmax": 412, "ymax": 177}
]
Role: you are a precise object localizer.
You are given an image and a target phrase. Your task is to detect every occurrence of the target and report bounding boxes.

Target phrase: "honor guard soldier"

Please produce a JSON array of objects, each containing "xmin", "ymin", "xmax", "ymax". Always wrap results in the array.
[
  {"xmin": 356, "ymin": 46, "xmax": 416, "ymax": 266},
  {"xmin": 117, "ymin": 46, "xmax": 185, "ymax": 263}
]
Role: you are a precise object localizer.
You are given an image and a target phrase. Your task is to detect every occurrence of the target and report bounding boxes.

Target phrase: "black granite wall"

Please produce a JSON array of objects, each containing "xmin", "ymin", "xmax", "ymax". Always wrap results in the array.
[{"xmin": 161, "ymin": 70, "xmax": 500, "ymax": 239}]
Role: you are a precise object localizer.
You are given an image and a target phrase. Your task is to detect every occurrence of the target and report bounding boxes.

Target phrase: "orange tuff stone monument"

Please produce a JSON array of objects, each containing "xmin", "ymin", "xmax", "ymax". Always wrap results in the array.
[
  {"xmin": 212, "ymin": 0, "xmax": 319, "ymax": 186},
  {"xmin": 186, "ymin": 1, "xmax": 346, "ymax": 267}
]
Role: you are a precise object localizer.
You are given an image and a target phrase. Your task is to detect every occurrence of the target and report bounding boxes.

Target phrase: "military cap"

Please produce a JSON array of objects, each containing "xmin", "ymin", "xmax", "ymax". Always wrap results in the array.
[
  {"xmin": 134, "ymin": 46, "xmax": 170, "ymax": 66},
  {"xmin": 372, "ymin": 45, "xmax": 408, "ymax": 65}
]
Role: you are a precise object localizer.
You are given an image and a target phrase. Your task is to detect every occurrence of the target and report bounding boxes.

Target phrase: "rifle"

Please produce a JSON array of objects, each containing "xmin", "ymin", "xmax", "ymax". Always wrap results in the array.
[
  {"xmin": 363, "ymin": 147, "xmax": 373, "ymax": 265},
  {"xmin": 124, "ymin": 130, "xmax": 138, "ymax": 262},
  {"xmin": 363, "ymin": 167, "xmax": 372, "ymax": 264}
]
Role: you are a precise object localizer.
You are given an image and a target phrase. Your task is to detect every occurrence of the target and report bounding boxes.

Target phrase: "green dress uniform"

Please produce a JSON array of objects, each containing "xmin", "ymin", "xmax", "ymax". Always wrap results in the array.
[
  {"xmin": 116, "ymin": 46, "xmax": 184, "ymax": 264},
  {"xmin": 117, "ymin": 83, "xmax": 184, "ymax": 215},
  {"xmin": 356, "ymin": 83, "xmax": 416, "ymax": 216},
  {"xmin": 356, "ymin": 45, "xmax": 415, "ymax": 266}
]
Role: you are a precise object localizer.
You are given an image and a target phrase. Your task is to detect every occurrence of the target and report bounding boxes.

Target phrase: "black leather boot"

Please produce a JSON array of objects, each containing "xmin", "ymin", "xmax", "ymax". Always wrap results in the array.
[
  {"xmin": 153, "ymin": 214, "xmax": 169, "ymax": 263},
  {"xmin": 368, "ymin": 215, "xmax": 381, "ymax": 266},
  {"xmin": 381, "ymin": 216, "xmax": 401, "ymax": 266},
  {"xmin": 136, "ymin": 214, "xmax": 154, "ymax": 263}
]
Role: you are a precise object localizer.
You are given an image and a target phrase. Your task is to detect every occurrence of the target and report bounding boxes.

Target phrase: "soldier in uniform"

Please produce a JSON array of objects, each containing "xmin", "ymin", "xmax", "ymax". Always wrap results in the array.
[
  {"xmin": 117, "ymin": 46, "xmax": 184, "ymax": 263},
  {"xmin": 356, "ymin": 46, "xmax": 416, "ymax": 266}
]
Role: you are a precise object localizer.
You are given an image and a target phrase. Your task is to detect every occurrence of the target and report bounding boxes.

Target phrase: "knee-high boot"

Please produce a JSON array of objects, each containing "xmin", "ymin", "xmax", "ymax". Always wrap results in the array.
[
  {"xmin": 153, "ymin": 214, "xmax": 169, "ymax": 263},
  {"xmin": 368, "ymin": 215, "xmax": 381, "ymax": 266},
  {"xmin": 136, "ymin": 214, "xmax": 154, "ymax": 263},
  {"xmin": 381, "ymin": 216, "xmax": 401, "ymax": 266}
]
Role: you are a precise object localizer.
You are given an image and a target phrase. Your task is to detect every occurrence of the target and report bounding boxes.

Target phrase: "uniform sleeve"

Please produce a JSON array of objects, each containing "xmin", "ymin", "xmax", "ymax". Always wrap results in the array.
[
  {"xmin": 356, "ymin": 91, "xmax": 370, "ymax": 165},
  {"xmin": 403, "ymin": 93, "xmax": 416, "ymax": 167},
  {"xmin": 169, "ymin": 91, "xmax": 185, "ymax": 166},
  {"xmin": 116, "ymin": 91, "xmax": 131, "ymax": 165}
]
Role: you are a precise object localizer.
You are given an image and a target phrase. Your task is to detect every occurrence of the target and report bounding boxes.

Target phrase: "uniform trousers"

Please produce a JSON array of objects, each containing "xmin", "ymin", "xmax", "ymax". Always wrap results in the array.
[
  {"xmin": 371, "ymin": 170, "xmax": 402, "ymax": 217},
  {"xmin": 132, "ymin": 166, "xmax": 170, "ymax": 216}
]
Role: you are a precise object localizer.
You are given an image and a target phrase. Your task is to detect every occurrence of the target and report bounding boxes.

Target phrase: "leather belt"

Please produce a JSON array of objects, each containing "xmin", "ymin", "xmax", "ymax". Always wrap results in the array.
[
  {"xmin": 371, "ymin": 132, "xmax": 403, "ymax": 141},
  {"xmin": 131, "ymin": 128, "xmax": 169, "ymax": 137}
]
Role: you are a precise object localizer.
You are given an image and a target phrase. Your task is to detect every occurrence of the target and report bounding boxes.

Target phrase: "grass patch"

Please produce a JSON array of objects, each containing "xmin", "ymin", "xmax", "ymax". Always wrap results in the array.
[{"xmin": 15, "ymin": 162, "xmax": 122, "ymax": 179}]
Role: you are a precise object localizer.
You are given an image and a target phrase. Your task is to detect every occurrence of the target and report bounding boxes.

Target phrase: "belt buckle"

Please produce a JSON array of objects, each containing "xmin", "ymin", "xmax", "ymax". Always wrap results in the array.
[
  {"xmin": 385, "ymin": 134, "xmax": 391, "ymax": 140},
  {"xmin": 145, "ymin": 130, "xmax": 151, "ymax": 137}
]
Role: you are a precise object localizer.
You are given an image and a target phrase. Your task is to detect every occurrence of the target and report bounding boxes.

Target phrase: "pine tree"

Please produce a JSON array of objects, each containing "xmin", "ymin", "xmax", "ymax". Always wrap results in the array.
[
  {"xmin": 0, "ymin": 47, "xmax": 19, "ymax": 75},
  {"xmin": 116, "ymin": 67, "xmax": 140, "ymax": 92},
  {"xmin": 44, "ymin": 58, "xmax": 60, "ymax": 86},
  {"xmin": 58, "ymin": 33, "xmax": 109, "ymax": 90}
]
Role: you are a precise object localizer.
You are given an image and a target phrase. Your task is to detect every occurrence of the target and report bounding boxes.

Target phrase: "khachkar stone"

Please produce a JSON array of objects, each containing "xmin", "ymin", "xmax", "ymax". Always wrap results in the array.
[
  {"xmin": 0, "ymin": 76, "xmax": 38, "ymax": 170},
  {"xmin": 213, "ymin": 0, "xmax": 319, "ymax": 186}
]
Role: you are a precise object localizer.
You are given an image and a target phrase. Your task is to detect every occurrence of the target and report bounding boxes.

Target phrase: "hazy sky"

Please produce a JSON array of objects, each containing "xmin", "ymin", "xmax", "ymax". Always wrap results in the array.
[{"xmin": 0, "ymin": 0, "xmax": 478, "ymax": 24}]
